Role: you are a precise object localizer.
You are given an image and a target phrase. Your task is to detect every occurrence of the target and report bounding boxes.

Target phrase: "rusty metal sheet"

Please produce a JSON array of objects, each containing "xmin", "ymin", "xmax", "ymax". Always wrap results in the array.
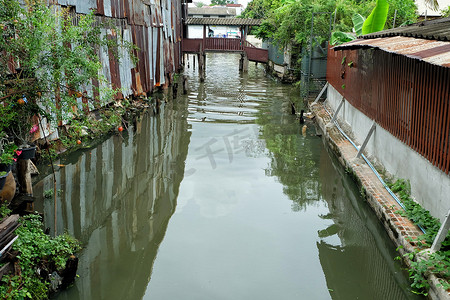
[
  {"xmin": 110, "ymin": 0, "xmax": 126, "ymax": 18},
  {"xmin": 159, "ymin": 28, "xmax": 165, "ymax": 86},
  {"xmin": 143, "ymin": 4, "xmax": 151, "ymax": 28},
  {"xmin": 129, "ymin": 0, "xmax": 146, "ymax": 26},
  {"xmin": 107, "ymin": 29, "xmax": 123, "ymax": 99},
  {"xmin": 96, "ymin": 0, "xmax": 105, "ymax": 15},
  {"xmin": 99, "ymin": 29, "xmax": 113, "ymax": 105},
  {"xmin": 103, "ymin": 0, "xmax": 112, "ymax": 17},
  {"xmin": 131, "ymin": 25, "xmax": 152, "ymax": 95},
  {"xmin": 119, "ymin": 27, "xmax": 134, "ymax": 97},
  {"xmin": 27, "ymin": 0, "xmax": 184, "ymax": 143},
  {"xmin": 151, "ymin": 1, "xmax": 163, "ymax": 27},
  {"xmin": 147, "ymin": 28, "xmax": 154, "ymax": 86},
  {"xmin": 152, "ymin": 27, "xmax": 158, "ymax": 85},
  {"xmin": 334, "ymin": 36, "xmax": 450, "ymax": 68}
]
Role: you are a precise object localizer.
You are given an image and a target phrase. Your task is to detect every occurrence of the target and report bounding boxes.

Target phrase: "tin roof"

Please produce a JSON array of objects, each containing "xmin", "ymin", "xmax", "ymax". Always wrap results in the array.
[
  {"xmin": 333, "ymin": 36, "xmax": 450, "ymax": 67},
  {"xmin": 186, "ymin": 17, "xmax": 262, "ymax": 26},
  {"xmin": 188, "ymin": 7, "xmax": 236, "ymax": 16},
  {"xmin": 361, "ymin": 17, "xmax": 450, "ymax": 41}
]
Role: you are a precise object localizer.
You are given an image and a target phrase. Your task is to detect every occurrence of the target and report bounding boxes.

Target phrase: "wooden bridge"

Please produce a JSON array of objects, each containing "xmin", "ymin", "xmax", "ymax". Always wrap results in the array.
[
  {"xmin": 182, "ymin": 37, "xmax": 268, "ymax": 63},
  {"xmin": 182, "ymin": 17, "xmax": 268, "ymax": 76}
]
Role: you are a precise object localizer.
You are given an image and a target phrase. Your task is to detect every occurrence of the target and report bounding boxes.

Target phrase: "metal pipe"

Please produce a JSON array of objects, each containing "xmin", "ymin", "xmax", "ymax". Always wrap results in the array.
[
  {"xmin": 0, "ymin": 236, "xmax": 19, "ymax": 257},
  {"xmin": 321, "ymin": 103, "xmax": 426, "ymax": 234}
]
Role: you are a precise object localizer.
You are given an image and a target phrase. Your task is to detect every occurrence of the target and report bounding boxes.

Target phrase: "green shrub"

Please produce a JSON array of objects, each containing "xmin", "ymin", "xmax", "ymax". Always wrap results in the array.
[{"xmin": 0, "ymin": 214, "xmax": 81, "ymax": 299}]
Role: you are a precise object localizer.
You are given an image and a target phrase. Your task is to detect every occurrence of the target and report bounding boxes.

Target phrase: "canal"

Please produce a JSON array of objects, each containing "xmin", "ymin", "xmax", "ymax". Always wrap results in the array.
[{"xmin": 34, "ymin": 53, "xmax": 421, "ymax": 299}]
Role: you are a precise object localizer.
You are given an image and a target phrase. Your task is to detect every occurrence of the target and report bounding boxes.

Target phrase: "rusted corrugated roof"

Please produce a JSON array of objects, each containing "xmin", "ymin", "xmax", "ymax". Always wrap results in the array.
[
  {"xmin": 333, "ymin": 36, "xmax": 450, "ymax": 68},
  {"xmin": 361, "ymin": 17, "xmax": 450, "ymax": 41},
  {"xmin": 186, "ymin": 17, "xmax": 261, "ymax": 26}
]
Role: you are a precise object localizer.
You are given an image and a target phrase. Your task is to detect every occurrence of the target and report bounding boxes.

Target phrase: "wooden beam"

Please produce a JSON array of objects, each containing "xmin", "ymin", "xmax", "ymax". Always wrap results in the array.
[{"xmin": 17, "ymin": 160, "xmax": 33, "ymax": 195}]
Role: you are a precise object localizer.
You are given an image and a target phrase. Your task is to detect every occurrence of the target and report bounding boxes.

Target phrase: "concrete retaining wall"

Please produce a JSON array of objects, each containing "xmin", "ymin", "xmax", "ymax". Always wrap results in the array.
[{"xmin": 327, "ymin": 85, "xmax": 450, "ymax": 223}]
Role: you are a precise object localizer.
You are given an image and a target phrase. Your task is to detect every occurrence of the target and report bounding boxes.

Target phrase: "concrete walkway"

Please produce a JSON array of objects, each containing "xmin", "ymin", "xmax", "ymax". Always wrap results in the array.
[{"xmin": 310, "ymin": 100, "xmax": 450, "ymax": 299}]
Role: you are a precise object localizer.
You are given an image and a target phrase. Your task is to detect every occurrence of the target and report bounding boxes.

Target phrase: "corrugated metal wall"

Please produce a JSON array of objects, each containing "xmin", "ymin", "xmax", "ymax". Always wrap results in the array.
[
  {"xmin": 60, "ymin": 0, "xmax": 183, "ymax": 98},
  {"xmin": 32, "ymin": 0, "xmax": 185, "ymax": 140},
  {"xmin": 327, "ymin": 46, "xmax": 450, "ymax": 174}
]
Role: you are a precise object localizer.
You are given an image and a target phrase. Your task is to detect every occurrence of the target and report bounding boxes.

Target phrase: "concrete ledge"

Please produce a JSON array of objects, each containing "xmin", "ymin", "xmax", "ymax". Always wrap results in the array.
[{"xmin": 310, "ymin": 101, "xmax": 450, "ymax": 299}]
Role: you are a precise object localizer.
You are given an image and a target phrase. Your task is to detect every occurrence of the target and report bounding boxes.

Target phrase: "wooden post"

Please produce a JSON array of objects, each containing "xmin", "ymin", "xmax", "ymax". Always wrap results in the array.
[
  {"xmin": 199, "ymin": 43, "xmax": 205, "ymax": 82},
  {"xmin": 242, "ymin": 52, "xmax": 249, "ymax": 72},
  {"xmin": 199, "ymin": 54, "xmax": 205, "ymax": 82},
  {"xmin": 202, "ymin": 24, "xmax": 206, "ymax": 56},
  {"xmin": 17, "ymin": 160, "xmax": 33, "ymax": 196},
  {"xmin": 239, "ymin": 53, "xmax": 244, "ymax": 71},
  {"xmin": 172, "ymin": 82, "xmax": 178, "ymax": 99}
]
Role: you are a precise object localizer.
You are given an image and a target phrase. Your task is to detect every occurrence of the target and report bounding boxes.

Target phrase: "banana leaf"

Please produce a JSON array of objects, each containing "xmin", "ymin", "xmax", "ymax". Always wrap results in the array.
[
  {"xmin": 330, "ymin": 31, "xmax": 356, "ymax": 45},
  {"xmin": 362, "ymin": 0, "xmax": 389, "ymax": 35},
  {"xmin": 352, "ymin": 14, "xmax": 366, "ymax": 37}
]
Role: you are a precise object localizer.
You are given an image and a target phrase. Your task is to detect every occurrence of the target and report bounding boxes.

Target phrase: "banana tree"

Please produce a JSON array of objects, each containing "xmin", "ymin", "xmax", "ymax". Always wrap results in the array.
[
  {"xmin": 331, "ymin": 0, "xmax": 389, "ymax": 45},
  {"xmin": 362, "ymin": 0, "xmax": 389, "ymax": 35}
]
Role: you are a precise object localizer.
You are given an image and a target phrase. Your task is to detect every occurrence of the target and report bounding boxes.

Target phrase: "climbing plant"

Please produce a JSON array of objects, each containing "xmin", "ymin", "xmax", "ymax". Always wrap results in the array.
[
  {"xmin": 389, "ymin": 179, "xmax": 450, "ymax": 295},
  {"xmin": 0, "ymin": 0, "xmax": 135, "ymax": 147}
]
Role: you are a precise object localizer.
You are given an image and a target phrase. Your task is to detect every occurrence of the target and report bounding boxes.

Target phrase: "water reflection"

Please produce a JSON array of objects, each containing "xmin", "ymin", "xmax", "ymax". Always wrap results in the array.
[
  {"xmin": 34, "ymin": 99, "xmax": 190, "ymax": 299},
  {"xmin": 142, "ymin": 53, "xmax": 420, "ymax": 299},
  {"xmin": 256, "ymin": 81, "xmax": 419, "ymax": 299},
  {"xmin": 32, "ymin": 52, "xmax": 422, "ymax": 300},
  {"xmin": 257, "ymin": 101, "xmax": 322, "ymax": 211}
]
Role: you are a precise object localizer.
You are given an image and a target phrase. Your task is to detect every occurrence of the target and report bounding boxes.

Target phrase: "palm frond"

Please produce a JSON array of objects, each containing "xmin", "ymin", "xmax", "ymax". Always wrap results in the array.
[{"xmin": 424, "ymin": 0, "xmax": 439, "ymax": 11}]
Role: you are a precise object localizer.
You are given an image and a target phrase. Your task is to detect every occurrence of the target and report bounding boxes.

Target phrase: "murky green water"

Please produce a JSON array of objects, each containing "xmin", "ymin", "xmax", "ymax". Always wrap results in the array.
[{"xmin": 37, "ymin": 53, "xmax": 422, "ymax": 299}]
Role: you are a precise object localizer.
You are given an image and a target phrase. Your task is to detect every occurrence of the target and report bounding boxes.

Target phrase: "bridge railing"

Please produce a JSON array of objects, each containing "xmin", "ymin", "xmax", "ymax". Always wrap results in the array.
[
  {"xmin": 244, "ymin": 40, "xmax": 268, "ymax": 63},
  {"xmin": 245, "ymin": 46, "xmax": 268, "ymax": 63},
  {"xmin": 182, "ymin": 38, "xmax": 203, "ymax": 52},
  {"xmin": 182, "ymin": 38, "xmax": 268, "ymax": 63},
  {"xmin": 205, "ymin": 38, "xmax": 243, "ymax": 51}
]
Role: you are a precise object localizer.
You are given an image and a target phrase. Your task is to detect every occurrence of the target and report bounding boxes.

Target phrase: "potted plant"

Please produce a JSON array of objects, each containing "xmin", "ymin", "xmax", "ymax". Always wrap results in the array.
[
  {"xmin": 7, "ymin": 95, "xmax": 41, "ymax": 160},
  {"xmin": 0, "ymin": 143, "xmax": 18, "ymax": 171},
  {"xmin": 0, "ymin": 132, "xmax": 18, "ymax": 171}
]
